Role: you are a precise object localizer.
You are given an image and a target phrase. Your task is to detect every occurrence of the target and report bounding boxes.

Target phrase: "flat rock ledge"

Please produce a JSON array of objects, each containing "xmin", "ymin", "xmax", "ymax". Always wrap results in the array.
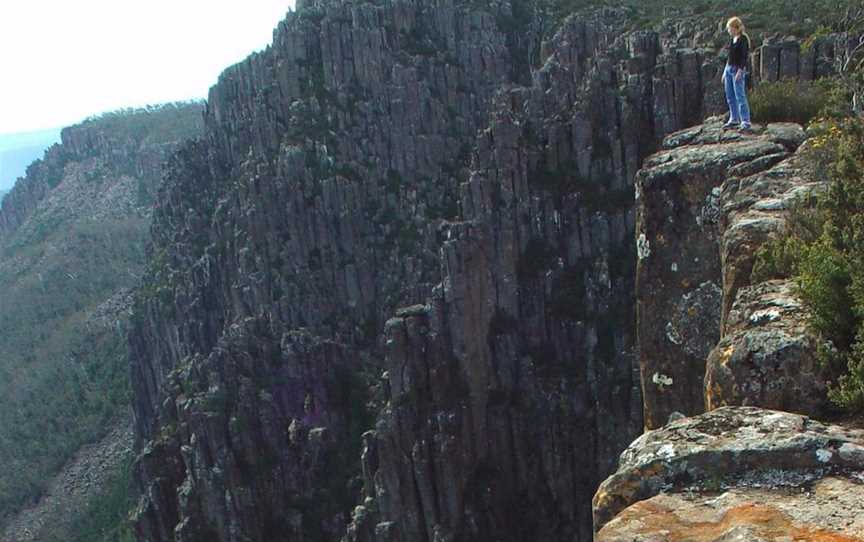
[{"xmin": 593, "ymin": 406, "xmax": 864, "ymax": 539}]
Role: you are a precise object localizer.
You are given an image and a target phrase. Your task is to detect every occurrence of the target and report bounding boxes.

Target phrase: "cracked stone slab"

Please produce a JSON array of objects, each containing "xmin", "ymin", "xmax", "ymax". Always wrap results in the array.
[
  {"xmin": 597, "ymin": 477, "xmax": 864, "ymax": 541},
  {"xmin": 592, "ymin": 406, "xmax": 864, "ymax": 532}
]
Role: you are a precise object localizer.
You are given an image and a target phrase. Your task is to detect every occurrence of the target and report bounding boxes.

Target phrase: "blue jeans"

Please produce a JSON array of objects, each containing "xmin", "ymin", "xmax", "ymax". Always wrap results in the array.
[{"xmin": 724, "ymin": 64, "xmax": 751, "ymax": 125}]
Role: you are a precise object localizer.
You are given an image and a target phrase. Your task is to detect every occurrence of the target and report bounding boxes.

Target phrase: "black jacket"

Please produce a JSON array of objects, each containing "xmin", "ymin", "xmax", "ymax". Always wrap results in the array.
[{"xmin": 728, "ymin": 36, "xmax": 750, "ymax": 70}]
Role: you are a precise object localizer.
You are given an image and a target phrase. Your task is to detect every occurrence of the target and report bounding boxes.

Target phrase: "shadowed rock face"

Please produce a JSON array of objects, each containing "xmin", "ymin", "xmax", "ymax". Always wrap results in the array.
[
  {"xmin": 128, "ymin": 1, "xmax": 737, "ymax": 541},
  {"xmin": 634, "ymin": 120, "xmax": 823, "ymax": 429},
  {"xmin": 593, "ymin": 406, "xmax": 864, "ymax": 536}
]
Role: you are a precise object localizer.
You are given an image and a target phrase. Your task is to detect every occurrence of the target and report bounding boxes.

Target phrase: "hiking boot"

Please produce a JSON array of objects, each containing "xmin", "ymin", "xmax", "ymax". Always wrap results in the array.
[
  {"xmin": 722, "ymin": 121, "xmax": 738, "ymax": 130},
  {"xmin": 738, "ymin": 123, "xmax": 753, "ymax": 133}
]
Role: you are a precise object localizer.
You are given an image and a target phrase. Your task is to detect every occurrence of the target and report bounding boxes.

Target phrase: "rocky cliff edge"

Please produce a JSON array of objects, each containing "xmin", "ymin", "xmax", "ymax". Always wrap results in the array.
[{"xmin": 595, "ymin": 119, "xmax": 864, "ymax": 540}]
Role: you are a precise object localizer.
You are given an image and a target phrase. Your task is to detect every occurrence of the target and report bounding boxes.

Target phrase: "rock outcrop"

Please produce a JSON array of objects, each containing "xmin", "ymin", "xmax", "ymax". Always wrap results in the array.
[
  {"xmin": 754, "ymin": 33, "xmax": 861, "ymax": 83},
  {"xmin": 705, "ymin": 132, "xmax": 837, "ymax": 416},
  {"xmin": 637, "ymin": 119, "xmax": 836, "ymax": 421},
  {"xmin": 597, "ymin": 115, "xmax": 863, "ymax": 539},
  {"xmin": 633, "ymin": 119, "xmax": 838, "ymax": 429},
  {"xmin": 593, "ymin": 406, "xmax": 864, "ymax": 540}
]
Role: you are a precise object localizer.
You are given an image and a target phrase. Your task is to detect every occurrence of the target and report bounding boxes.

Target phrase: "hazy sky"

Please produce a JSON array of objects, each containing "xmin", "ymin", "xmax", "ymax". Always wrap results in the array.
[{"xmin": 0, "ymin": 1, "xmax": 296, "ymax": 135}]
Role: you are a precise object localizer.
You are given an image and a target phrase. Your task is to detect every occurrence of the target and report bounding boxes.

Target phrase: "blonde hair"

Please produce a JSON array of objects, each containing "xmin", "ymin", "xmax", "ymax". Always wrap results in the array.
[{"xmin": 726, "ymin": 16, "xmax": 751, "ymax": 47}]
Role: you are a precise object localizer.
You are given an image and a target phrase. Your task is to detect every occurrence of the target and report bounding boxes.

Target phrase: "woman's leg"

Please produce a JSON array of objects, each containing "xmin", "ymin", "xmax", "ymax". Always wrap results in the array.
[
  {"xmin": 734, "ymin": 72, "xmax": 751, "ymax": 127},
  {"xmin": 724, "ymin": 66, "xmax": 740, "ymax": 124}
]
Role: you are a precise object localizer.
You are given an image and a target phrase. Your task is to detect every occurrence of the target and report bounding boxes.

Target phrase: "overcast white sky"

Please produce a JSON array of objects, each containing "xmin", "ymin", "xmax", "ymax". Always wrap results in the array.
[{"xmin": 0, "ymin": 1, "xmax": 296, "ymax": 135}]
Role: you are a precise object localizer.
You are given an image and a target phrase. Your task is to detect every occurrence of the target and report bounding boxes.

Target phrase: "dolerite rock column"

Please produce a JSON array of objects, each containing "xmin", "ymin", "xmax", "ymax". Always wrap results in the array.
[
  {"xmin": 348, "ymin": 15, "xmax": 734, "ymax": 542},
  {"xmin": 130, "ymin": 1, "xmax": 522, "ymax": 540}
]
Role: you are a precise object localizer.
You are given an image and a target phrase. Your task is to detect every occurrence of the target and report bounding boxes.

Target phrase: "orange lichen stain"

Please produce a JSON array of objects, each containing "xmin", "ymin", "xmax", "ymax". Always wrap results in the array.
[
  {"xmin": 611, "ymin": 500, "xmax": 864, "ymax": 542},
  {"xmin": 719, "ymin": 344, "xmax": 735, "ymax": 366},
  {"xmin": 681, "ymin": 278, "xmax": 692, "ymax": 289},
  {"xmin": 595, "ymin": 465, "xmax": 669, "ymax": 521},
  {"xmin": 705, "ymin": 384, "xmax": 727, "ymax": 411}
]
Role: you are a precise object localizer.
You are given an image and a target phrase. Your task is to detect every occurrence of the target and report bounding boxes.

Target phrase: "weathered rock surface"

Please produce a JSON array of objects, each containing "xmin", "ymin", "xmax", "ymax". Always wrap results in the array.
[
  {"xmin": 705, "ymin": 279, "xmax": 832, "ymax": 416},
  {"xmin": 635, "ymin": 120, "xmax": 808, "ymax": 429},
  {"xmin": 605, "ymin": 119, "xmax": 863, "ymax": 541},
  {"xmin": 637, "ymin": 115, "xmax": 839, "ymax": 425},
  {"xmin": 593, "ymin": 406, "xmax": 864, "ymax": 536},
  {"xmin": 597, "ymin": 477, "xmax": 864, "ymax": 541},
  {"xmin": 698, "ymin": 124, "xmax": 836, "ymax": 417}
]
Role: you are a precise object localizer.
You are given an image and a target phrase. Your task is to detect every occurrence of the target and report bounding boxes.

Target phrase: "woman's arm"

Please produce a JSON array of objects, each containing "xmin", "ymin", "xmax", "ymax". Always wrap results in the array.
[{"xmin": 735, "ymin": 40, "xmax": 749, "ymax": 80}]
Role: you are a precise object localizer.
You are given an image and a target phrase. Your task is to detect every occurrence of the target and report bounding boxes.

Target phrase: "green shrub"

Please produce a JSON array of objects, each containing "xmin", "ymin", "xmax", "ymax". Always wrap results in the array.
[
  {"xmin": 749, "ymin": 79, "xmax": 833, "ymax": 125},
  {"xmin": 829, "ymin": 338, "xmax": 864, "ymax": 412},
  {"xmin": 751, "ymin": 235, "xmax": 804, "ymax": 282},
  {"xmin": 751, "ymin": 118, "xmax": 864, "ymax": 411},
  {"xmin": 796, "ymin": 235, "xmax": 857, "ymax": 349},
  {"xmin": 750, "ymin": 196, "xmax": 821, "ymax": 282}
]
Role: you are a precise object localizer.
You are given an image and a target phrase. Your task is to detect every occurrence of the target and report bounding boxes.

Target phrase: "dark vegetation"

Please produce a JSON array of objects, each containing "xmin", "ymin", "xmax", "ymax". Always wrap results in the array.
[
  {"xmin": 750, "ymin": 79, "xmax": 838, "ymax": 125},
  {"xmin": 752, "ymin": 117, "xmax": 864, "ymax": 412},
  {"xmin": 543, "ymin": 0, "xmax": 863, "ymax": 39},
  {"xmin": 79, "ymin": 101, "xmax": 204, "ymax": 145}
]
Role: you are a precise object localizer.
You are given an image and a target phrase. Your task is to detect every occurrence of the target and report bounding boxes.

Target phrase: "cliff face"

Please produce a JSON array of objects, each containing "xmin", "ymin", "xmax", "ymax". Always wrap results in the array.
[
  {"xmin": 130, "ymin": 2, "xmax": 523, "ymax": 538},
  {"xmin": 0, "ymin": 104, "xmax": 203, "ymax": 535},
  {"xmin": 126, "ymin": 1, "xmax": 753, "ymax": 540}
]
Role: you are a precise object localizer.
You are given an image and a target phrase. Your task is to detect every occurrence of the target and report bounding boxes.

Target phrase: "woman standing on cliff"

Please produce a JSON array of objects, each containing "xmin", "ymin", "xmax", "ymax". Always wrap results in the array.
[{"xmin": 722, "ymin": 16, "xmax": 752, "ymax": 132}]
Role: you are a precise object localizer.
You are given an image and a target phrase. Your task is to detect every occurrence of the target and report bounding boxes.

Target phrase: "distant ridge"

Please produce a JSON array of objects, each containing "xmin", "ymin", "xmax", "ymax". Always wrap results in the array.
[{"xmin": 0, "ymin": 128, "xmax": 61, "ymax": 190}]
